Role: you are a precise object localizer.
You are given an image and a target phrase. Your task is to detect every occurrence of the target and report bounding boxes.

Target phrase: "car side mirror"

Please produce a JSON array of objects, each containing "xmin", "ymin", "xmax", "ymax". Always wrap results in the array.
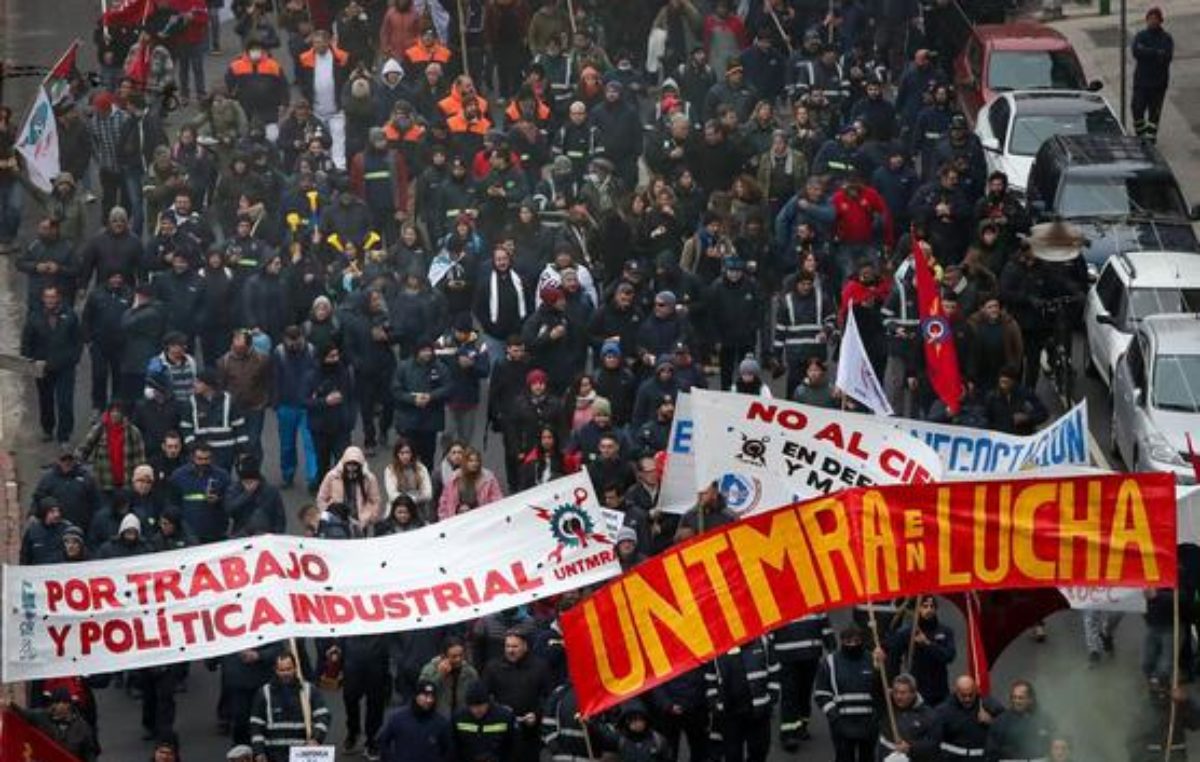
[
  {"xmin": 1096, "ymin": 313, "xmax": 1116, "ymax": 326},
  {"xmin": 1087, "ymin": 79, "xmax": 1103, "ymax": 92},
  {"xmin": 981, "ymin": 136, "xmax": 1000, "ymax": 152}
]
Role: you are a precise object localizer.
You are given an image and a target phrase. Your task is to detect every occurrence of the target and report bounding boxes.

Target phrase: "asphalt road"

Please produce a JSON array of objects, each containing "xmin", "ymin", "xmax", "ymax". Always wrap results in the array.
[{"xmin": 0, "ymin": 2, "xmax": 1193, "ymax": 761}]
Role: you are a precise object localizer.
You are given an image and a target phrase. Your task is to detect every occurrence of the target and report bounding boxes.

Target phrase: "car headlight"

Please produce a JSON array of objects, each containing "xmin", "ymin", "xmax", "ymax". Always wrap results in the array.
[{"xmin": 1148, "ymin": 437, "xmax": 1185, "ymax": 467}]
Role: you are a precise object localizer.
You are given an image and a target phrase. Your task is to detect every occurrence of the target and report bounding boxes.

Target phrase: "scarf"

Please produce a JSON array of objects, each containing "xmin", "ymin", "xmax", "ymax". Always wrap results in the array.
[
  {"xmin": 102, "ymin": 412, "xmax": 126, "ymax": 487},
  {"xmin": 575, "ymin": 390, "xmax": 596, "ymax": 409},
  {"xmin": 489, "ymin": 268, "xmax": 527, "ymax": 324}
]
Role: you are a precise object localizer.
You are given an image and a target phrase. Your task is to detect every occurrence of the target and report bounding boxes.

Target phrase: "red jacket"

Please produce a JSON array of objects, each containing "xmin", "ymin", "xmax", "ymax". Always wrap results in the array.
[
  {"xmin": 838, "ymin": 276, "xmax": 893, "ymax": 326},
  {"xmin": 832, "ymin": 185, "xmax": 894, "ymax": 248},
  {"xmin": 161, "ymin": 0, "xmax": 208, "ymax": 47}
]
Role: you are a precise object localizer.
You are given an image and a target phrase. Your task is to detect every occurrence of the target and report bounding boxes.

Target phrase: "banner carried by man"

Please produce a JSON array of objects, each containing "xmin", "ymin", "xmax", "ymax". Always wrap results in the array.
[
  {"xmin": 689, "ymin": 389, "xmax": 943, "ymax": 513},
  {"xmin": 565, "ymin": 472, "xmax": 1177, "ymax": 716},
  {"xmin": 4, "ymin": 475, "xmax": 620, "ymax": 682}
]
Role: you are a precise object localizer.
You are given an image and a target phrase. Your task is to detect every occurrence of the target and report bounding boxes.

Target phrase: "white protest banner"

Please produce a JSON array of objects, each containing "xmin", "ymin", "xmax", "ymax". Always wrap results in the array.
[
  {"xmin": 1058, "ymin": 586, "xmax": 1146, "ymax": 613},
  {"xmin": 689, "ymin": 389, "xmax": 943, "ymax": 514},
  {"xmin": 901, "ymin": 401, "xmax": 1089, "ymax": 474},
  {"xmin": 4, "ymin": 474, "xmax": 619, "ymax": 682},
  {"xmin": 290, "ymin": 747, "xmax": 336, "ymax": 762},
  {"xmin": 658, "ymin": 392, "xmax": 697, "ymax": 514},
  {"xmin": 16, "ymin": 87, "xmax": 59, "ymax": 192}
]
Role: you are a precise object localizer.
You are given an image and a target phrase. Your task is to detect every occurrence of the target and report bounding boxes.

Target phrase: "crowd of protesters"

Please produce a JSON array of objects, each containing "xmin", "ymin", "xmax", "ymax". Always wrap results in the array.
[{"xmin": 9, "ymin": 0, "xmax": 1191, "ymax": 760}]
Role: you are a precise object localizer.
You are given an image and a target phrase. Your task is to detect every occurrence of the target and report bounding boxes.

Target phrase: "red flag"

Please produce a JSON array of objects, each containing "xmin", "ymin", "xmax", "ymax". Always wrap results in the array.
[
  {"xmin": 102, "ymin": 0, "xmax": 154, "ymax": 28},
  {"xmin": 44, "ymin": 40, "xmax": 80, "ymax": 105},
  {"xmin": 949, "ymin": 590, "xmax": 1068, "ymax": 697},
  {"xmin": 1186, "ymin": 433, "xmax": 1200, "ymax": 484},
  {"xmin": 0, "ymin": 707, "xmax": 83, "ymax": 762},
  {"xmin": 963, "ymin": 592, "xmax": 990, "ymax": 696},
  {"xmin": 913, "ymin": 233, "xmax": 964, "ymax": 414}
]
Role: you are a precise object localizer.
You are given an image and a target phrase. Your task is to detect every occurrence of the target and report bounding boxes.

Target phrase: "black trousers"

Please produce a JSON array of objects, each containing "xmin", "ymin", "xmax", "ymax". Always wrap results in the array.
[
  {"xmin": 657, "ymin": 707, "xmax": 709, "ymax": 762},
  {"xmin": 718, "ymin": 343, "xmax": 757, "ymax": 391},
  {"xmin": 358, "ymin": 370, "xmax": 394, "ymax": 449},
  {"xmin": 37, "ymin": 367, "xmax": 76, "ymax": 442},
  {"xmin": 403, "ymin": 429, "xmax": 438, "ymax": 472},
  {"xmin": 312, "ymin": 430, "xmax": 350, "ymax": 482},
  {"xmin": 716, "ymin": 711, "xmax": 771, "ymax": 762},
  {"xmin": 833, "ymin": 734, "xmax": 875, "ymax": 762},
  {"xmin": 140, "ymin": 666, "xmax": 182, "ymax": 739},
  {"xmin": 1131, "ymin": 85, "xmax": 1167, "ymax": 138},
  {"xmin": 779, "ymin": 659, "xmax": 819, "ymax": 743},
  {"xmin": 89, "ymin": 344, "xmax": 121, "ymax": 411},
  {"xmin": 225, "ymin": 685, "xmax": 259, "ymax": 744},
  {"xmin": 343, "ymin": 668, "xmax": 390, "ymax": 745}
]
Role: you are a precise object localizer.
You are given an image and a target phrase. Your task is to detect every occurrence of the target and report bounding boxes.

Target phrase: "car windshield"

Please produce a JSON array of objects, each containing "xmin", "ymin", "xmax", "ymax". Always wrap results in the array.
[
  {"xmin": 1057, "ymin": 176, "xmax": 1190, "ymax": 218},
  {"xmin": 1153, "ymin": 353, "xmax": 1200, "ymax": 412},
  {"xmin": 1128, "ymin": 287, "xmax": 1200, "ymax": 321},
  {"xmin": 988, "ymin": 51, "xmax": 1084, "ymax": 92},
  {"xmin": 1009, "ymin": 107, "xmax": 1121, "ymax": 155}
]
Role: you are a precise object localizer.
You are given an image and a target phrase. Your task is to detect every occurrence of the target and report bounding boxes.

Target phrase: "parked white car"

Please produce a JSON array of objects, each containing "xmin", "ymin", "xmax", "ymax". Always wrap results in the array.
[
  {"xmin": 1111, "ymin": 315, "xmax": 1200, "ymax": 483},
  {"xmin": 976, "ymin": 90, "xmax": 1122, "ymax": 193},
  {"xmin": 1085, "ymin": 251, "xmax": 1200, "ymax": 387}
]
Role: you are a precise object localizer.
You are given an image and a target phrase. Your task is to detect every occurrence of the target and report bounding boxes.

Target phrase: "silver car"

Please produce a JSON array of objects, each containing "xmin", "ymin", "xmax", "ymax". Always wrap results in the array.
[{"xmin": 1111, "ymin": 314, "xmax": 1200, "ymax": 484}]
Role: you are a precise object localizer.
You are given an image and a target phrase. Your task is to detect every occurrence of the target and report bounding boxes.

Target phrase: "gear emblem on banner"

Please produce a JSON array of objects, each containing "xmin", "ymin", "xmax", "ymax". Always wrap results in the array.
[{"xmin": 531, "ymin": 489, "xmax": 611, "ymax": 565}]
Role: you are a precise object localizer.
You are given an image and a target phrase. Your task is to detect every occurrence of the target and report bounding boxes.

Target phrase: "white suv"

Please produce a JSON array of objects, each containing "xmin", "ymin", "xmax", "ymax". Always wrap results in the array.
[{"xmin": 1085, "ymin": 252, "xmax": 1200, "ymax": 387}]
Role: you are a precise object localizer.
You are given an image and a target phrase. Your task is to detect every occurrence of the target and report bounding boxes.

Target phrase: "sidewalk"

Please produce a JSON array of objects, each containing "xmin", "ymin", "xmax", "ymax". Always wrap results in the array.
[{"xmin": 1049, "ymin": 0, "xmax": 1200, "ymax": 202}]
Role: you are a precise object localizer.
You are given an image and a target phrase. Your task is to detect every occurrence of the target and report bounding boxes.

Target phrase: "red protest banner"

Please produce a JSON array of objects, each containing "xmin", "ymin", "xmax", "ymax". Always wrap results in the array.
[{"xmin": 562, "ymin": 473, "xmax": 1177, "ymax": 716}]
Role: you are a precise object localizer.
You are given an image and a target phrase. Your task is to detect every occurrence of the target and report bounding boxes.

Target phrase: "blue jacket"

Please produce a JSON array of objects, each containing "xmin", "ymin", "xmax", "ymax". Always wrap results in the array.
[
  {"xmin": 271, "ymin": 342, "xmax": 316, "ymax": 407},
  {"xmin": 169, "ymin": 463, "xmax": 232, "ymax": 543},
  {"xmin": 1132, "ymin": 26, "xmax": 1173, "ymax": 89},
  {"xmin": 377, "ymin": 705, "xmax": 453, "ymax": 762}
]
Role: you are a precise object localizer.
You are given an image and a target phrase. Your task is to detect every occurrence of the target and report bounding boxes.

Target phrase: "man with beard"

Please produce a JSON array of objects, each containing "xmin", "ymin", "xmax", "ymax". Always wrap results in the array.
[
  {"xmin": 880, "ymin": 596, "xmax": 956, "ymax": 707},
  {"xmin": 483, "ymin": 632, "xmax": 552, "ymax": 762},
  {"xmin": 250, "ymin": 652, "xmax": 331, "ymax": 761}
]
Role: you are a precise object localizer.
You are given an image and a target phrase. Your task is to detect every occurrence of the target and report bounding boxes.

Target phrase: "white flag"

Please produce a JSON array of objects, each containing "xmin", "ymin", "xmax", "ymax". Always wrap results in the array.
[
  {"xmin": 836, "ymin": 307, "xmax": 894, "ymax": 415},
  {"xmin": 16, "ymin": 88, "xmax": 59, "ymax": 192}
]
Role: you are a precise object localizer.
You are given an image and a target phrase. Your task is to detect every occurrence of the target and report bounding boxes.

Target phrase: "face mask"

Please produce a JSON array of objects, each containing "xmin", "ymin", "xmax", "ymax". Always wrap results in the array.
[
  {"xmin": 842, "ymin": 643, "xmax": 864, "ymax": 657},
  {"xmin": 144, "ymin": 387, "xmax": 157, "ymax": 400}
]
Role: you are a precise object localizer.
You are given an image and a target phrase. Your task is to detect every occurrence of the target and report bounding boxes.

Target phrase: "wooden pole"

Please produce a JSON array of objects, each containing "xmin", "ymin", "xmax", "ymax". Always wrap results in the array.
[
  {"xmin": 564, "ymin": 0, "xmax": 577, "ymax": 36},
  {"xmin": 867, "ymin": 606, "xmax": 901, "ymax": 745},
  {"xmin": 455, "ymin": 0, "xmax": 469, "ymax": 76},
  {"xmin": 767, "ymin": 7, "xmax": 793, "ymax": 54},
  {"xmin": 289, "ymin": 638, "xmax": 314, "ymax": 742},
  {"xmin": 578, "ymin": 715, "xmax": 597, "ymax": 760},
  {"xmin": 1165, "ymin": 588, "xmax": 1181, "ymax": 762}
]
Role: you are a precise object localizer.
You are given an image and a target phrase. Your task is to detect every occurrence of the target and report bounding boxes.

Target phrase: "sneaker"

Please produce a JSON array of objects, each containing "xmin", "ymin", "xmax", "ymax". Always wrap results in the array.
[
  {"xmin": 343, "ymin": 735, "xmax": 361, "ymax": 755},
  {"xmin": 364, "ymin": 746, "xmax": 380, "ymax": 761},
  {"xmin": 1101, "ymin": 632, "xmax": 1115, "ymax": 653},
  {"xmin": 1088, "ymin": 650, "xmax": 1101, "ymax": 667},
  {"xmin": 84, "ymin": 192, "xmax": 97, "ymax": 204},
  {"xmin": 797, "ymin": 721, "xmax": 810, "ymax": 741}
]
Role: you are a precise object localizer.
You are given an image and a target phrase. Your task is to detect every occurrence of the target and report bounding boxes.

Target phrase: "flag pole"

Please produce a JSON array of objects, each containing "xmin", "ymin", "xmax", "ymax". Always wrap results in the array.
[
  {"xmin": 455, "ymin": 0, "xmax": 469, "ymax": 77},
  {"xmin": 867, "ymin": 606, "xmax": 901, "ymax": 745},
  {"xmin": 1165, "ymin": 588, "xmax": 1180, "ymax": 762}
]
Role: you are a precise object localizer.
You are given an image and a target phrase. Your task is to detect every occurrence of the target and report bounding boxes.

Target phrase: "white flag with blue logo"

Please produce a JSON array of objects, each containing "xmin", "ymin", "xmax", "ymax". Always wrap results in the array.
[{"xmin": 16, "ymin": 87, "xmax": 59, "ymax": 192}]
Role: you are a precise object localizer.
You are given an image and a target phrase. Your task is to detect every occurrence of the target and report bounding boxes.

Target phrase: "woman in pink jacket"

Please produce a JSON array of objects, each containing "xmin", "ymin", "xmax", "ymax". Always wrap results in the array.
[
  {"xmin": 316, "ymin": 445, "xmax": 383, "ymax": 528},
  {"xmin": 436, "ymin": 446, "xmax": 504, "ymax": 521}
]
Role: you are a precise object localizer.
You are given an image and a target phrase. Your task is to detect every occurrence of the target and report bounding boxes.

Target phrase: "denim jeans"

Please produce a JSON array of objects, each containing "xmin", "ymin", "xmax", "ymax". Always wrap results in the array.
[
  {"xmin": 1143, "ymin": 624, "xmax": 1174, "ymax": 681},
  {"xmin": 0, "ymin": 179, "xmax": 22, "ymax": 243},
  {"xmin": 276, "ymin": 405, "xmax": 317, "ymax": 485},
  {"xmin": 174, "ymin": 43, "xmax": 206, "ymax": 97},
  {"xmin": 121, "ymin": 170, "xmax": 145, "ymax": 238}
]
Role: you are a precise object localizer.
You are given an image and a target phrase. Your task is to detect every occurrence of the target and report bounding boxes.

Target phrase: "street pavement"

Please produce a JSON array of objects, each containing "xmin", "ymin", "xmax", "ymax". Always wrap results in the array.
[{"xmin": 0, "ymin": 1, "xmax": 1197, "ymax": 760}]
